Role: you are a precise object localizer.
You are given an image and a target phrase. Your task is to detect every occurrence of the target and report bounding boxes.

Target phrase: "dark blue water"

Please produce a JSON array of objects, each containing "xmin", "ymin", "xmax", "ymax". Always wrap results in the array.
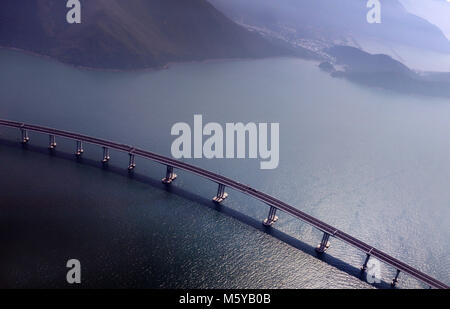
[{"xmin": 0, "ymin": 49, "xmax": 448, "ymax": 288}]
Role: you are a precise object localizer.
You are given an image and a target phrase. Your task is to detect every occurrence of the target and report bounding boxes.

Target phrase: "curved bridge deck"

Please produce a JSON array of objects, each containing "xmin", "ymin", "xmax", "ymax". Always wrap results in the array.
[{"xmin": 0, "ymin": 119, "xmax": 448, "ymax": 289}]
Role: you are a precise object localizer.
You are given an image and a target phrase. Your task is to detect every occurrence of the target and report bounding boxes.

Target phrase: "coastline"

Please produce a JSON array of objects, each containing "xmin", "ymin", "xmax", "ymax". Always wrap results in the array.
[
  {"xmin": 0, "ymin": 45, "xmax": 167, "ymax": 73},
  {"xmin": 0, "ymin": 45, "xmax": 299, "ymax": 73}
]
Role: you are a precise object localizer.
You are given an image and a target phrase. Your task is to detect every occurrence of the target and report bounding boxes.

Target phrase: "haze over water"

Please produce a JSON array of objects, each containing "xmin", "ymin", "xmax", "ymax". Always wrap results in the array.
[{"xmin": 0, "ymin": 49, "xmax": 449, "ymax": 288}]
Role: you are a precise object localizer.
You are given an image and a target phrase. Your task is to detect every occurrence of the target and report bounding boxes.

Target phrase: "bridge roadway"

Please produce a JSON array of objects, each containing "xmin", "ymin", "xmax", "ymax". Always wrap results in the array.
[{"xmin": 0, "ymin": 119, "xmax": 448, "ymax": 289}]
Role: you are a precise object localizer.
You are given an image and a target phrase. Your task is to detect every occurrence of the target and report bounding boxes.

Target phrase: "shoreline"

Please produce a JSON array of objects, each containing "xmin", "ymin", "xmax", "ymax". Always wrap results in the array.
[{"xmin": 0, "ymin": 45, "xmax": 303, "ymax": 73}]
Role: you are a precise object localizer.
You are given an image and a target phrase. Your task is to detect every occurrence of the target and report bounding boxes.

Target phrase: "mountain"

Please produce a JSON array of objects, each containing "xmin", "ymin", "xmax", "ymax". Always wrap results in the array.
[
  {"xmin": 208, "ymin": 0, "xmax": 450, "ymax": 70},
  {"xmin": 209, "ymin": 0, "xmax": 450, "ymax": 52},
  {"xmin": 0, "ymin": 0, "xmax": 293, "ymax": 70},
  {"xmin": 400, "ymin": 0, "xmax": 450, "ymax": 40},
  {"xmin": 327, "ymin": 46, "xmax": 411, "ymax": 74},
  {"xmin": 325, "ymin": 46, "xmax": 450, "ymax": 98}
]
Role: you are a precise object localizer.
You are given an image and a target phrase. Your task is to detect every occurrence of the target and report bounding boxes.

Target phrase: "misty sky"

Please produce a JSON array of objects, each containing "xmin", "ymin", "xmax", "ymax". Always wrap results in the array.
[{"xmin": 400, "ymin": 0, "xmax": 450, "ymax": 40}]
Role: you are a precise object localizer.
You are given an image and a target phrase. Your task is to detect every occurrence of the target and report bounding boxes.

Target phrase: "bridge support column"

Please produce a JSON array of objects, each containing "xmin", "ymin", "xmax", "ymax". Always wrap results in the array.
[
  {"xmin": 315, "ymin": 232, "xmax": 331, "ymax": 253},
  {"xmin": 102, "ymin": 147, "xmax": 110, "ymax": 163},
  {"xmin": 75, "ymin": 141, "xmax": 84, "ymax": 157},
  {"xmin": 21, "ymin": 129, "xmax": 29, "ymax": 144},
  {"xmin": 162, "ymin": 166, "xmax": 177, "ymax": 184},
  {"xmin": 391, "ymin": 270, "xmax": 401, "ymax": 288},
  {"xmin": 213, "ymin": 184, "xmax": 228, "ymax": 203},
  {"xmin": 361, "ymin": 253, "xmax": 371, "ymax": 271},
  {"xmin": 263, "ymin": 206, "xmax": 279, "ymax": 226},
  {"xmin": 128, "ymin": 153, "xmax": 136, "ymax": 170},
  {"xmin": 49, "ymin": 135, "xmax": 57, "ymax": 149}
]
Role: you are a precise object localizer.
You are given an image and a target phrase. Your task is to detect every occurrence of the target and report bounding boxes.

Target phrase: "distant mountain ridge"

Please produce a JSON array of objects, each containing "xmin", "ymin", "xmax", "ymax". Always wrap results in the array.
[
  {"xmin": 324, "ymin": 46, "xmax": 450, "ymax": 98},
  {"xmin": 209, "ymin": 0, "xmax": 450, "ymax": 52},
  {"xmin": 208, "ymin": 0, "xmax": 450, "ymax": 67},
  {"xmin": 327, "ymin": 46, "xmax": 411, "ymax": 74},
  {"xmin": 0, "ymin": 0, "xmax": 293, "ymax": 69}
]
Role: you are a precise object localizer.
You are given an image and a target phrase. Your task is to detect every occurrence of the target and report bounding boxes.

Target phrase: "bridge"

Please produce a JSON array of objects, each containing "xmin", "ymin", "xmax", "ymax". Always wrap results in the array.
[{"xmin": 0, "ymin": 118, "xmax": 448, "ymax": 289}]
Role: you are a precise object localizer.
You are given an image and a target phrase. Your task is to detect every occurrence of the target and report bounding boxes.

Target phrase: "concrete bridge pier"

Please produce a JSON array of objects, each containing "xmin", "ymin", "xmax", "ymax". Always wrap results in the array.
[
  {"xmin": 75, "ymin": 141, "xmax": 84, "ymax": 157},
  {"xmin": 213, "ymin": 183, "xmax": 228, "ymax": 203},
  {"xmin": 162, "ymin": 165, "xmax": 177, "ymax": 184},
  {"xmin": 391, "ymin": 270, "xmax": 401, "ymax": 287},
  {"xmin": 361, "ymin": 253, "xmax": 371, "ymax": 271},
  {"xmin": 263, "ymin": 206, "xmax": 279, "ymax": 226},
  {"xmin": 49, "ymin": 135, "xmax": 57, "ymax": 149},
  {"xmin": 128, "ymin": 153, "xmax": 136, "ymax": 170},
  {"xmin": 21, "ymin": 128, "xmax": 29, "ymax": 144},
  {"xmin": 102, "ymin": 147, "xmax": 110, "ymax": 163},
  {"xmin": 316, "ymin": 232, "xmax": 331, "ymax": 253}
]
